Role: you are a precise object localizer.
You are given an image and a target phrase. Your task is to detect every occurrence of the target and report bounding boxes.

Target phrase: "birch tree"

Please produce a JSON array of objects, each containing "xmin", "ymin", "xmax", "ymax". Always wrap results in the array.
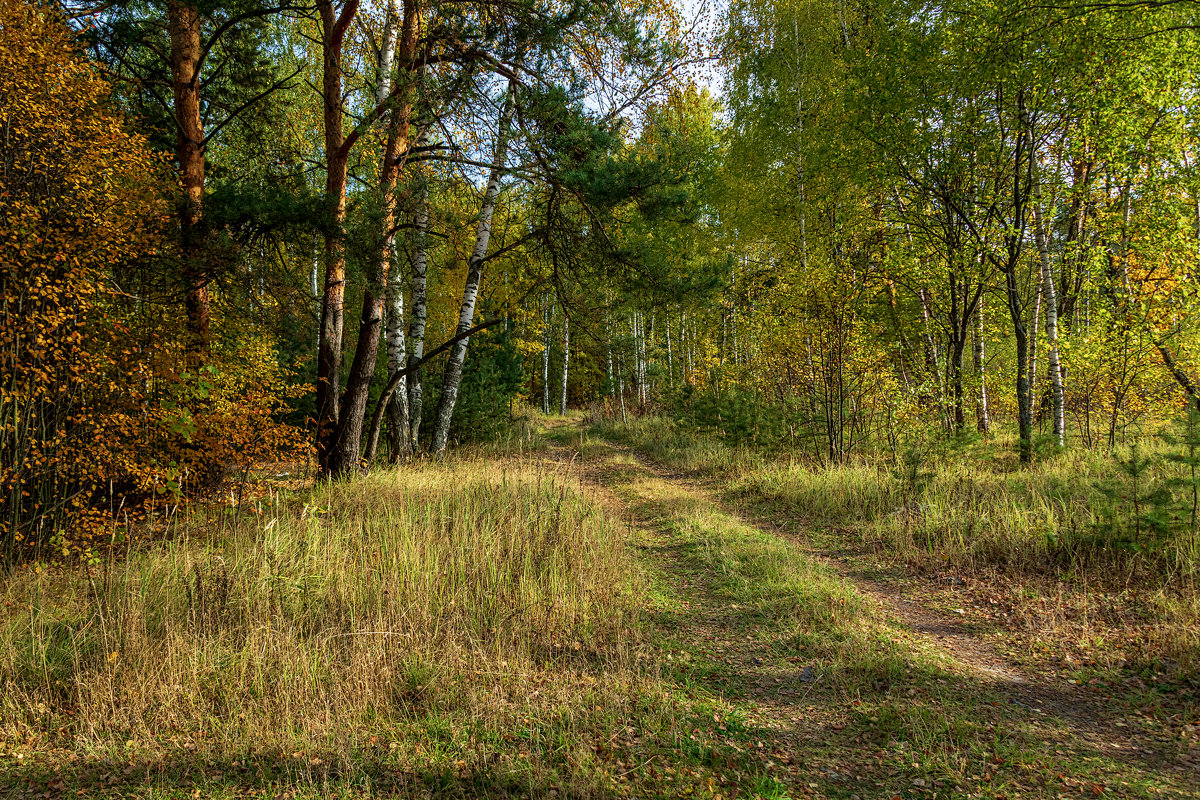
[{"xmin": 430, "ymin": 81, "xmax": 517, "ymax": 457}]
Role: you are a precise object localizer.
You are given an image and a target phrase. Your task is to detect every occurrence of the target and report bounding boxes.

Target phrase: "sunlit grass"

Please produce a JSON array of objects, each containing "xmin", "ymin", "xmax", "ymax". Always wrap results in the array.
[
  {"xmin": 0, "ymin": 460, "xmax": 670, "ymax": 792},
  {"xmin": 580, "ymin": 433, "xmax": 1194, "ymax": 798},
  {"xmin": 596, "ymin": 416, "xmax": 1200, "ymax": 679}
]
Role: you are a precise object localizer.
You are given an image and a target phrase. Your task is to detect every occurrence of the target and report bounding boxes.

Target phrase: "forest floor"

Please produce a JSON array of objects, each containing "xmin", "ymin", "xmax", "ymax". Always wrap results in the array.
[
  {"xmin": 542, "ymin": 417, "xmax": 1200, "ymax": 799},
  {"xmin": 4, "ymin": 417, "xmax": 1198, "ymax": 799}
]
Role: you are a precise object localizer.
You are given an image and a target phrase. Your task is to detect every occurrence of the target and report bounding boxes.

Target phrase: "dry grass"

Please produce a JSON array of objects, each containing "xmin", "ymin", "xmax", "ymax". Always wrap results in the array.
[{"xmin": 0, "ymin": 459, "xmax": 671, "ymax": 793}]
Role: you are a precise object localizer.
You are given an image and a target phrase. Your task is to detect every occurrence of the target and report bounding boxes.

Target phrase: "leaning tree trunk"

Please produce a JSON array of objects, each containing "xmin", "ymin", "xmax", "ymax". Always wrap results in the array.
[
  {"xmin": 167, "ymin": 0, "xmax": 210, "ymax": 352},
  {"xmin": 559, "ymin": 314, "xmax": 570, "ymax": 415},
  {"xmin": 429, "ymin": 84, "xmax": 515, "ymax": 457}
]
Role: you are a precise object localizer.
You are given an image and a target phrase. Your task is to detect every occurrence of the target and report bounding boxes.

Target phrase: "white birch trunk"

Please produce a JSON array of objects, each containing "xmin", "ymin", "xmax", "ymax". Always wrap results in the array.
[
  {"xmin": 542, "ymin": 294, "xmax": 551, "ymax": 414},
  {"xmin": 376, "ymin": 5, "xmax": 407, "ymax": 461},
  {"xmin": 430, "ymin": 85, "xmax": 515, "ymax": 456},
  {"xmin": 665, "ymin": 309, "xmax": 673, "ymax": 384},
  {"xmin": 974, "ymin": 295, "xmax": 989, "ymax": 434},
  {"xmin": 560, "ymin": 315, "xmax": 569, "ymax": 415},
  {"xmin": 1034, "ymin": 199, "xmax": 1066, "ymax": 447},
  {"xmin": 606, "ymin": 337, "xmax": 614, "ymax": 397},
  {"xmin": 636, "ymin": 313, "xmax": 647, "ymax": 404},
  {"xmin": 385, "ymin": 264, "xmax": 409, "ymax": 458},
  {"xmin": 311, "ymin": 235, "xmax": 320, "ymax": 298},
  {"xmin": 1028, "ymin": 265, "xmax": 1043, "ymax": 419},
  {"xmin": 405, "ymin": 180, "xmax": 429, "ymax": 451},
  {"xmin": 376, "ymin": 2, "xmax": 398, "ymax": 103},
  {"xmin": 617, "ymin": 354, "xmax": 628, "ymax": 425}
]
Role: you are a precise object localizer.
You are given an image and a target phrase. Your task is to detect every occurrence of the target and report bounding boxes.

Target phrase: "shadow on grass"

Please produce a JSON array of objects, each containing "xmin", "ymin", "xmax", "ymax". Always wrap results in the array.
[{"xmin": 2, "ymin": 752, "xmax": 648, "ymax": 799}]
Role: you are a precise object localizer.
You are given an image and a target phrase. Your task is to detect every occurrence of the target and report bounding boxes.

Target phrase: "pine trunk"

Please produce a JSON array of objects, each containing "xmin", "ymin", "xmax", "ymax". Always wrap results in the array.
[
  {"xmin": 167, "ymin": 0, "xmax": 210, "ymax": 352},
  {"xmin": 326, "ymin": 0, "xmax": 416, "ymax": 477},
  {"xmin": 314, "ymin": 0, "xmax": 356, "ymax": 475}
]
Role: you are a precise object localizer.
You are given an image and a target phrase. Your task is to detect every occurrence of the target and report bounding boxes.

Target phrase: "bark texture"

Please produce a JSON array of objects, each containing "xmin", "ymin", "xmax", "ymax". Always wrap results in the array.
[
  {"xmin": 314, "ymin": 0, "xmax": 357, "ymax": 474},
  {"xmin": 559, "ymin": 315, "xmax": 570, "ymax": 415},
  {"xmin": 1033, "ymin": 199, "xmax": 1065, "ymax": 447},
  {"xmin": 167, "ymin": 0, "xmax": 210, "ymax": 351},
  {"xmin": 406, "ymin": 182, "xmax": 430, "ymax": 451},
  {"xmin": 430, "ymin": 85, "xmax": 516, "ymax": 456}
]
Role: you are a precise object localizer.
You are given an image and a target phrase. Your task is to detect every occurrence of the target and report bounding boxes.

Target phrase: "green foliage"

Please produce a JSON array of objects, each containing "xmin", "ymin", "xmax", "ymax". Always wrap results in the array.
[
  {"xmin": 1161, "ymin": 408, "xmax": 1200, "ymax": 568},
  {"xmin": 1093, "ymin": 444, "xmax": 1173, "ymax": 552},
  {"xmin": 424, "ymin": 327, "xmax": 525, "ymax": 445},
  {"xmin": 670, "ymin": 386, "xmax": 805, "ymax": 450}
]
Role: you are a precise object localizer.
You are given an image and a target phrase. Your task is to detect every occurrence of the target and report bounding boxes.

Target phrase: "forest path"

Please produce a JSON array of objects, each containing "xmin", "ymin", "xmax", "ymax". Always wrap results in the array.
[{"xmin": 539, "ymin": 417, "xmax": 1198, "ymax": 799}]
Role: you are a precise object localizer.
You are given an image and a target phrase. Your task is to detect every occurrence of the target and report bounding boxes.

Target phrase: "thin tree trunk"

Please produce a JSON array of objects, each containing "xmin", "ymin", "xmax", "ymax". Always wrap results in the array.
[
  {"xmin": 918, "ymin": 287, "xmax": 948, "ymax": 431},
  {"xmin": 559, "ymin": 314, "xmax": 569, "ymax": 415},
  {"xmin": 1005, "ymin": 258, "xmax": 1033, "ymax": 462},
  {"xmin": 405, "ymin": 179, "xmax": 429, "ymax": 451},
  {"xmin": 950, "ymin": 333, "xmax": 967, "ymax": 432},
  {"xmin": 605, "ymin": 313, "xmax": 615, "ymax": 398},
  {"xmin": 665, "ymin": 309, "xmax": 674, "ymax": 383},
  {"xmin": 630, "ymin": 315, "xmax": 640, "ymax": 404},
  {"xmin": 1033, "ymin": 199, "xmax": 1065, "ymax": 447},
  {"xmin": 974, "ymin": 295, "xmax": 989, "ymax": 434},
  {"xmin": 793, "ymin": 15, "xmax": 808, "ymax": 272},
  {"xmin": 384, "ymin": 264, "xmax": 409, "ymax": 460},
  {"xmin": 1028, "ymin": 263, "xmax": 1043, "ymax": 421},
  {"xmin": 617, "ymin": 355, "xmax": 628, "ymax": 424},
  {"xmin": 637, "ymin": 313, "xmax": 648, "ymax": 404},
  {"xmin": 542, "ymin": 294, "xmax": 551, "ymax": 414},
  {"xmin": 686, "ymin": 313, "xmax": 694, "ymax": 379},
  {"xmin": 310, "ymin": 235, "xmax": 320, "ymax": 298},
  {"xmin": 430, "ymin": 84, "xmax": 516, "ymax": 456}
]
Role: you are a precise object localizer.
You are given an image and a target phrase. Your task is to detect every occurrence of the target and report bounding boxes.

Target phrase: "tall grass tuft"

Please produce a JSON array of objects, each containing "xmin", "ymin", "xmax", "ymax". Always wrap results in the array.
[{"xmin": 0, "ymin": 461, "xmax": 642, "ymax": 765}]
